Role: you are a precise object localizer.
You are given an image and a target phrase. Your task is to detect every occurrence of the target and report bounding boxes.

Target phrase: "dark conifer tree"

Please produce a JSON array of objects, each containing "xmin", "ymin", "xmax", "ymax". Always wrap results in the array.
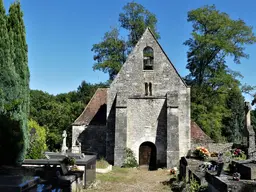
[
  {"xmin": 0, "ymin": 0, "xmax": 22, "ymax": 165},
  {"xmin": 6, "ymin": 1, "xmax": 30, "ymax": 165},
  {"xmin": 0, "ymin": 1, "xmax": 29, "ymax": 165}
]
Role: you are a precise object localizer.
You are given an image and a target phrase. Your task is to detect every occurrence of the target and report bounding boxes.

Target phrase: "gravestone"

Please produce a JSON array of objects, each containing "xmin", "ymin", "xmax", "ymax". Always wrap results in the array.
[
  {"xmin": 61, "ymin": 130, "xmax": 68, "ymax": 154},
  {"xmin": 244, "ymin": 102, "xmax": 255, "ymax": 158}
]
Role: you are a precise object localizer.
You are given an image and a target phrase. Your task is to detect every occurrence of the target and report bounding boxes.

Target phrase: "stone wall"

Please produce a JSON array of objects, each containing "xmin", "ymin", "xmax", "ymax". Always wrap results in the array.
[
  {"xmin": 106, "ymin": 98, "xmax": 116, "ymax": 164},
  {"xmin": 127, "ymin": 97, "xmax": 167, "ymax": 167},
  {"xmin": 191, "ymin": 142, "xmax": 233, "ymax": 153},
  {"xmin": 107, "ymin": 28, "xmax": 190, "ymax": 168},
  {"xmin": 78, "ymin": 125, "xmax": 106, "ymax": 158}
]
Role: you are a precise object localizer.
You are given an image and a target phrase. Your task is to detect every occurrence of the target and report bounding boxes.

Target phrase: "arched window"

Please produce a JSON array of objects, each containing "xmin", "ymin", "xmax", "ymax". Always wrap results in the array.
[
  {"xmin": 143, "ymin": 47, "xmax": 154, "ymax": 70},
  {"xmin": 145, "ymin": 83, "xmax": 148, "ymax": 96}
]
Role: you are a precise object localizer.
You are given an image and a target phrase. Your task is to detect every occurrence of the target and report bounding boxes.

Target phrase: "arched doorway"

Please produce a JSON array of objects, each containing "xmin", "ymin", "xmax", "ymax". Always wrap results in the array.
[{"xmin": 139, "ymin": 142, "xmax": 157, "ymax": 170}]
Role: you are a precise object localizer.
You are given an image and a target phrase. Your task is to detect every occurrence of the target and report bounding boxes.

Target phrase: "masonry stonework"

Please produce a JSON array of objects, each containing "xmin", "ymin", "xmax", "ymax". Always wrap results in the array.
[
  {"xmin": 107, "ymin": 28, "xmax": 190, "ymax": 168},
  {"xmin": 73, "ymin": 28, "xmax": 191, "ymax": 168}
]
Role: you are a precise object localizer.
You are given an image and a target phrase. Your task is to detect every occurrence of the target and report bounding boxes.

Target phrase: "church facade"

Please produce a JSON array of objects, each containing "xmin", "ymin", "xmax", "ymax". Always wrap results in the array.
[{"xmin": 72, "ymin": 28, "xmax": 191, "ymax": 168}]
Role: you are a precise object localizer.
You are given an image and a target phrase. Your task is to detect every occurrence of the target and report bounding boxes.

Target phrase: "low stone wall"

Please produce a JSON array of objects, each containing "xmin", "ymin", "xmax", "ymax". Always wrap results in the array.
[{"xmin": 191, "ymin": 142, "xmax": 233, "ymax": 153}]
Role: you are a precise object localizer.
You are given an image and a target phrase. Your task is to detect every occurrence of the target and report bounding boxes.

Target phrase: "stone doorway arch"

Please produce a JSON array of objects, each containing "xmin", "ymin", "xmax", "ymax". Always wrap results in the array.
[{"xmin": 139, "ymin": 142, "xmax": 157, "ymax": 170}]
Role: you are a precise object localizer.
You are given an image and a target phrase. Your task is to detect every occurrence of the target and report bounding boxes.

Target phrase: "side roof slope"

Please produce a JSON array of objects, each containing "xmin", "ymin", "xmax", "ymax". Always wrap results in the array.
[{"xmin": 73, "ymin": 88, "xmax": 107, "ymax": 126}]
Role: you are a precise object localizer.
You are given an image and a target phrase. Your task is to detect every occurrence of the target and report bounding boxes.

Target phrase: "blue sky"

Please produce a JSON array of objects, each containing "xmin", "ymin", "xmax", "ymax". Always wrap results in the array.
[{"xmin": 3, "ymin": 0, "xmax": 256, "ymax": 101}]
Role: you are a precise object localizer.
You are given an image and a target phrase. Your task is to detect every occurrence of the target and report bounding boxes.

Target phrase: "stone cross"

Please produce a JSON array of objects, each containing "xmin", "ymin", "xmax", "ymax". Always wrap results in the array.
[
  {"xmin": 245, "ymin": 102, "xmax": 252, "ymax": 128},
  {"xmin": 61, "ymin": 130, "xmax": 68, "ymax": 154}
]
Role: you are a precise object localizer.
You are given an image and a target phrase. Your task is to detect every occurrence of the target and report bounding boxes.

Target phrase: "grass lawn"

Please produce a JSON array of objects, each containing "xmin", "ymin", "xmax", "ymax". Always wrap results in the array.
[{"xmin": 86, "ymin": 166, "xmax": 172, "ymax": 192}]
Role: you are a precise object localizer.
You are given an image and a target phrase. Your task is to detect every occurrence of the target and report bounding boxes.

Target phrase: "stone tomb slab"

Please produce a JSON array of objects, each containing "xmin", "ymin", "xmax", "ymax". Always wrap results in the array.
[
  {"xmin": 0, "ymin": 175, "xmax": 39, "ymax": 192},
  {"xmin": 188, "ymin": 166, "xmax": 207, "ymax": 185},
  {"xmin": 232, "ymin": 160, "xmax": 256, "ymax": 180},
  {"xmin": 205, "ymin": 171, "xmax": 256, "ymax": 192}
]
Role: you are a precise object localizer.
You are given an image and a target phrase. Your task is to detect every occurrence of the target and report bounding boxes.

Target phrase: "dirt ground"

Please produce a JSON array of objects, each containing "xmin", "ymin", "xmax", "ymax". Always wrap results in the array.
[{"xmin": 86, "ymin": 167, "xmax": 172, "ymax": 192}]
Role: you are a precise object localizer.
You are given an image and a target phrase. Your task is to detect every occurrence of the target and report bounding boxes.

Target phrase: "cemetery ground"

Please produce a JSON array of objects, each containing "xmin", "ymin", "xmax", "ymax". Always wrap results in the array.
[{"xmin": 86, "ymin": 166, "xmax": 172, "ymax": 192}]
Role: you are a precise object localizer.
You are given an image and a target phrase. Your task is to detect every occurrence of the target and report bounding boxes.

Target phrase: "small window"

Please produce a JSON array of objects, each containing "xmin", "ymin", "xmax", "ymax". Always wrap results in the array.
[
  {"xmin": 149, "ymin": 83, "xmax": 152, "ymax": 96},
  {"xmin": 143, "ymin": 47, "xmax": 154, "ymax": 70},
  {"xmin": 145, "ymin": 83, "xmax": 148, "ymax": 96},
  {"xmin": 144, "ymin": 82, "xmax": 152, "ymax": 96}
]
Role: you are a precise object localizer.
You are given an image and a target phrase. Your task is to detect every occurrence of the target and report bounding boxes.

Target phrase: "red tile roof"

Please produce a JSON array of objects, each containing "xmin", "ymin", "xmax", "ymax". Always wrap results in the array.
[
  {"xmin": 73, "ymin": 88, "xmax": 107, "ymax": 125},
  {"xmin": 191, "ymin": 121, "xmax": 213, "ymax": 143}
]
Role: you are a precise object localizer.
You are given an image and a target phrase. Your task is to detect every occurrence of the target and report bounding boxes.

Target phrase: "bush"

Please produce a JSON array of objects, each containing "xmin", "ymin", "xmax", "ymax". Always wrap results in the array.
[
  {"xmin": 97, "ymin": 157, "xmax": 110, "ymax": 169},
  {"xmin": 26, "ymin": 119, "xmax": 47, "ymax": 159},
  {"xmin": 122, "ymin": 148, "xmax": 138, "ymax": 168},
  {"xmin": 187, "ymin": 176, "xmax": 200, "ymax": 192}
]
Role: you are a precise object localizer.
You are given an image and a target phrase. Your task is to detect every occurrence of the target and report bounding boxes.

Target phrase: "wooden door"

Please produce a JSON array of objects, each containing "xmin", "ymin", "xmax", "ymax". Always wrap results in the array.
[{"xmin": 139, "ymin": 145, "xmax": 152, "ymax": 165}]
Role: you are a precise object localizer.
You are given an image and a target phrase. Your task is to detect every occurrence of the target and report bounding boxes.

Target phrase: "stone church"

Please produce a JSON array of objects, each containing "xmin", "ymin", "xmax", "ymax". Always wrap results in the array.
[{"xmin": 72, "ymin": 28, "xmax": 192, "ymax": 168}]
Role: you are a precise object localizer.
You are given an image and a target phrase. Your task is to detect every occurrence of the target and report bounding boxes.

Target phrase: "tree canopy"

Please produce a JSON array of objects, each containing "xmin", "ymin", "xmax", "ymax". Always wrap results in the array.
[
  {"xmin": 185, "ymin": 5, "xmax": 256, "ymax": 142},
  {"xmin": 92, "ymin": 28, "xmax": 126, "ymax": 81},
  {"xmin": 29, "ymin": 81, "xmax": 107, "ymax": 151},
  {"xmin": 185, "ymin": 5, "xmax": 256, "ymax": 86},
  {"xmin": 92, "ymin": 2, "xmax": 159, "ymax": 80},
  {"xmin": 119, "ymin": 2, "xmax": 160, "ymax": 48}
]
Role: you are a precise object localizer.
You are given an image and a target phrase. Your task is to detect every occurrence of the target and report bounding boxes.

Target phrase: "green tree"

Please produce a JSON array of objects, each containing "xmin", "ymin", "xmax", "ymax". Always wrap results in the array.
[
  {"xmin": 55, "ymin": 91, "xmax": 78, "ymax": 103},
  {"xmin": 222, "ymin": 86, "xmax": 245, "ymax": 143},
  {"xmin": 26, "ymin": 119, "xmax": 47, "ymax": 159},
  {"xmin": 0, "ymin": 0, "xmax": 29, "ymax": 166},
  {"xmin": 30, "ymin": 89, "xmax": 84, "ymax": 151},
  {"xmin": 0, "ymin": 0, "xmax": 14, "ymax": 109},
  {"xmin": 119, "ymin": 2, "xmax": 160, "ymax": 48},
  {"xmin": 185, "ymin": 5, "xmax": 256, "ymax": 86},
  {"xmin": 92, "ymin": 28, "xmax": 126, "ymax": 80},
  {"xmin": 92, "ymin": 2, "xmax": 160, "ymax": 80},
  {"xmin": 30, "ymin": 90, "xmax": 56, "ymax": 125},
  {"xmin": 190, "ymin": 83, "xmax": 229, "ymax": 141},
  {"xmin": 185, "ymin": 5, "xmax": 255, "ymax": 141},
  {"xmin": 29, "ymin": 79, "xmax": 109, "ymax": 151},
  {"xmin": 7, "ymin": 1, "xmax": 29, "ymax": 164},
  {"xmin": 76, "ymin": 81, "xmax": 108, "ymax": 104}
]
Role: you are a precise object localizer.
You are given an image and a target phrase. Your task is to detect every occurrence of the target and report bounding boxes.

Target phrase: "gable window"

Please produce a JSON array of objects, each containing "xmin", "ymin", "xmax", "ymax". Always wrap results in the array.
[{"xmin": 143, "ymin": 47, "xmax": 154, "ymax": 70}]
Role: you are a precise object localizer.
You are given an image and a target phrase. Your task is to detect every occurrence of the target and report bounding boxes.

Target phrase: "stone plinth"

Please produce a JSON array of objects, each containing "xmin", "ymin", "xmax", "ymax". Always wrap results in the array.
[{"xmin": 179, "ymin": 156, "xmax": 207, "ymax": 183}]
